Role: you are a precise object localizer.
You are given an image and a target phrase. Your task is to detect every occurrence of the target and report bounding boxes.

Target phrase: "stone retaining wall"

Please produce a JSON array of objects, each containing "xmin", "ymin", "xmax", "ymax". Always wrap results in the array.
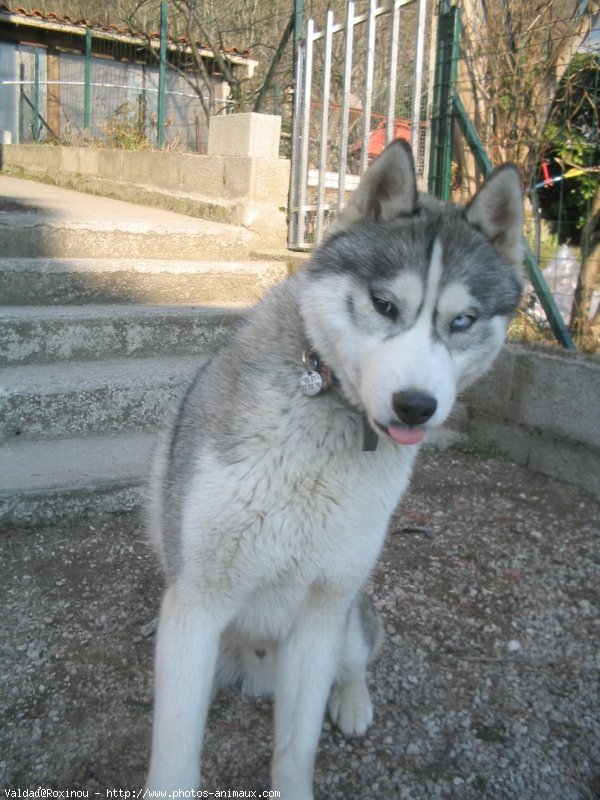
[
  {"xmin": 463, "ymin": 344, "xmax": 599, "ymax": 498},
  {"xmin": 1, "ymin": 113, "xmax": 290, "ymax": 248}
]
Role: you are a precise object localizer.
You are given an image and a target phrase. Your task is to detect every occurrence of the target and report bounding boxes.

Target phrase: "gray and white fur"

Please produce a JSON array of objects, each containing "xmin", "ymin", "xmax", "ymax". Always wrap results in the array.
[{"xmin": 145, "ymin": 140, "xmax": 523, "ymax": 798}]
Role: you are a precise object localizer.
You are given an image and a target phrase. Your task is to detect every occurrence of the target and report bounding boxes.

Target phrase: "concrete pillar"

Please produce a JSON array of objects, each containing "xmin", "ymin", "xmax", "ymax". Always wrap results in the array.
[
  {"xmin": 207, "ymin": 112, "xmax": 281, "ymax": 159},
  {"xmin": 205, "ymin": 113, "xmax": 289, "ymax": 246}
]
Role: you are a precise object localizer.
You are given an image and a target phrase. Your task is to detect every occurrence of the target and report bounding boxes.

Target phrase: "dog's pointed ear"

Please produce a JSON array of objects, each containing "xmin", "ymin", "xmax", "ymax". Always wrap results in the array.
[
  {"xmin": 465, "ymin": 164, "xmax": 524, "ymax": 269},
  {"xmin": 327, "ymin": 139, "xmax": 417, "ymax": 237}
]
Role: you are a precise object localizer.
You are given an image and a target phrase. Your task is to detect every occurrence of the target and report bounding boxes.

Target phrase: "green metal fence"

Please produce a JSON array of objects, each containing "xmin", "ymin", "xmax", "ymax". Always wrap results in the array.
[{"xmin": 428, "ymin": 0, "xmax": 599, "ymax": 351}]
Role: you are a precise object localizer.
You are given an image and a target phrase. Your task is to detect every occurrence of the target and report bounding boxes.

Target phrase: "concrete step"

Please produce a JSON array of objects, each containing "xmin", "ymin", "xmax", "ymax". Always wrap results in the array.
[
  {"xmin": 0, "ymin": 208, "xmax": 257, "ymax": 261},
  {"xmin": 0, "ymin": 304, "xmax": 244, "ymax": 367},
  {"xmin": 0, "ymin": 432, "xmax": 154, "ymax": 527},
  {"xmin": 0, "ymin": 354, "xmax": 201, "ymax": 442},
  {"xmin": 0, "ymin": 176, "xmax": 282, "ymax": 527},
  {"xmin": 0, "ymin": 258, "xmax": 288, "ymax": 306}
]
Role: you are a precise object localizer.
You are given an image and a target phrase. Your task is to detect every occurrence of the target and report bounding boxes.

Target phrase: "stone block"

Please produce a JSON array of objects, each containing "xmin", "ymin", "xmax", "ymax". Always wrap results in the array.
[
  {"xmin": 446, "ymin": 400, "xmax": 470, "ymax": 433},
  {"xmin": 179, "ymin": 154, "xmax": 224, "ymax": 197},
  {"xmin": 468, "ymin": 415, "xmax": 531, "ymax": 465},
  {"xmin": 512, "ymin": 347, "xmax": 600, "ymax": 449},
  {"xmin": 232, "ymin": 200, "xmax": 288, "ymax": 248},
  {"xmin": 119, "ymin": 150, "xmax": 156, "ymax": 186},
  {"xmin": 528, "ymin": 436, "xmax": 600, "ymax": 499},
  {"xmin": 222, "ymin": 156, "xmax": 289, "ymax": 205},
  {"xmin": 207, "ymin": 112, "xmax": 281, "ymax": 159},
  {"xmin": 249, "ymin": 157, "xmax": 291, "ymax": 204},
  {"xmin": 464, "ymin": 344, "xmax": 518, "ymax": 419},
  {"xmin": 7, "ymin": 144, "xmax": 35, "ymax": 170},
  {"xmin": 222, "ymin": 157, "xmax": 253, "ymax": 199},
  {"xmin": 39, "ymin": 145, "xmax": 62, "ymax": 175},
  {"xmin": 97, "ymin": 149, "xmax": 124, "ymax": 182},
  {"xmin": 62, "ymin": 146, "xmax": 99, "ymax": 177}
]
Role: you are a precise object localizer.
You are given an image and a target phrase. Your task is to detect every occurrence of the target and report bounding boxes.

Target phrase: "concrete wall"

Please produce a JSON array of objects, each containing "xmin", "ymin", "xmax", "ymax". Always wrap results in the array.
[
  {"xmin": 462, "ymin": 344, "xmax": 600, "ymax": 498},
  {"xmin": 1, "ymin": 113, "xmax": 290, "ymax": 248}
]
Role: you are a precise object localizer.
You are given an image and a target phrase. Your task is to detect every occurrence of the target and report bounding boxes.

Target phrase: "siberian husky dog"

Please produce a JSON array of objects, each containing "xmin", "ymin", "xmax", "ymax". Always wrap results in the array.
[{"xmin": 146, "ymin": 140, "xmax": 523, "ymax": 797}]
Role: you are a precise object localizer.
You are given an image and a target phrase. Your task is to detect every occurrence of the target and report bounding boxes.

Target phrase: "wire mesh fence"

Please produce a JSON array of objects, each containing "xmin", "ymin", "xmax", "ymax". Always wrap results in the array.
[{"xmin": 0, "ymin": 20, "xmax": 237, "ymax": 152}]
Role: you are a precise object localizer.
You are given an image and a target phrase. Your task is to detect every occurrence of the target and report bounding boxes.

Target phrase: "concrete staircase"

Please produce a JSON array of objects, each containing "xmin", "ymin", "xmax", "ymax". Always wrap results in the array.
[{"xmin": 0, "ymin": 177, "xmax": 290, "ymax": 527}]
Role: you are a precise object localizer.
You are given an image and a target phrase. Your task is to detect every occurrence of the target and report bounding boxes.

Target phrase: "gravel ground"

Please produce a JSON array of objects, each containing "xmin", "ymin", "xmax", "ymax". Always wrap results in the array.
[{"xmin": 1, "ymin": 445, "xmax": 598, "ymax": 799}]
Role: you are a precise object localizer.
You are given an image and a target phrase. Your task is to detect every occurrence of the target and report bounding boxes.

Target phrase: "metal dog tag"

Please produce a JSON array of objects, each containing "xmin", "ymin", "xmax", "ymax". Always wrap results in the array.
[{"xmin": 299, "ymin": 370, "xmax": 323, "ymax": 396}]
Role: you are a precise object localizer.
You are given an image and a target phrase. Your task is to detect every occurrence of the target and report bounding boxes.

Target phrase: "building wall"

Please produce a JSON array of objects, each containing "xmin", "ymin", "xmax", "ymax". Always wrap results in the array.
[{"xmin": 0, "ymin": 40, "xmax": 227, "ymax": 152}]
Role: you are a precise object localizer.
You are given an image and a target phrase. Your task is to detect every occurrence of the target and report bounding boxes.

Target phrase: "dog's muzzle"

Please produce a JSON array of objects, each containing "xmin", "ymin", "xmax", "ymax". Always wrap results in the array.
[{"xmin": 392, "ymin": 391, "xmax": 438, "ymax": 427}]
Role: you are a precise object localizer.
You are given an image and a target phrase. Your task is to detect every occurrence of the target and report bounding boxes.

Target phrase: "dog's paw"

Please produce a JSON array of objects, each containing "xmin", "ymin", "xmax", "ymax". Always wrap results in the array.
[{"xmin": 328, "ymin": 680, "xmax": 373, "ymax": 737}]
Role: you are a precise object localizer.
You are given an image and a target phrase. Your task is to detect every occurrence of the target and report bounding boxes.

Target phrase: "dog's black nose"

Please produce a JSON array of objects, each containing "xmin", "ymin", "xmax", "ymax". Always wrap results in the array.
[{"xmin": 392, "ymin": 391, "xmax": 437, "ymax": 427}]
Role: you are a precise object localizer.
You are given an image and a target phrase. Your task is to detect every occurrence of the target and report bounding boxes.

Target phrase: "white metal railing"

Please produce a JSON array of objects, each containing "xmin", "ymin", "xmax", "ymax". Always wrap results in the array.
[{"xmin": 289, "ymin": 0, "xmax": 433, "ymax": 250}]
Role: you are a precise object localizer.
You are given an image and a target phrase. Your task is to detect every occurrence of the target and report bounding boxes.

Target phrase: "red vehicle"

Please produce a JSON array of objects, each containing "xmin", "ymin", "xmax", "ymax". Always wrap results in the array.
[
  {"xmin": 366, "ymin": 118, "xmax": 412, "ymax": 158},
  {"xmin": 349, "ymin": 116, "xmax": 413, "ymax": 164}
]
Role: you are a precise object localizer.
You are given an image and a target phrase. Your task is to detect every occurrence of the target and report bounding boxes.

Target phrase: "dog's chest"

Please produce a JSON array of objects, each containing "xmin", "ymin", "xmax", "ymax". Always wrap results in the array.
[
  {"xmin": 227, "ymin": 450, "xmax": 404, "ymax": 639},
  {"xmin": 185, "ymin": 431, "xmax": 414, "ymax": 590}
]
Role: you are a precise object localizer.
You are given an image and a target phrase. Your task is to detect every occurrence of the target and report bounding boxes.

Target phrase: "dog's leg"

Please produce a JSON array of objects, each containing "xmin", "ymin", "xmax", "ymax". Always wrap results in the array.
[
  {"xmin": 271, "ymin": 597, "xmax": 347, "ymax": 800},
  {"xmin": 328, "ymin": 593, "xmax": 382, "ymax": 737},
  {"xmin": 146, "ymin": 585, "xmax": 225, "ymax": 791}
]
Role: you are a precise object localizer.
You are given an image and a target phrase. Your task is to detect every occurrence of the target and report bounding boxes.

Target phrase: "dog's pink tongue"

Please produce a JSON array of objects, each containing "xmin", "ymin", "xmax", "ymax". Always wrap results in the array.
[{"xmin": 387, "ymin": 426, "xmax": 425, "ymax": 446}]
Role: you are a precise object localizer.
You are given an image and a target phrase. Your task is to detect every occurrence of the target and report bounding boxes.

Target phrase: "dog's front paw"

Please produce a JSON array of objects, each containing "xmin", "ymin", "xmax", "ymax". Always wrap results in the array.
[{"xmin": 328, "ymin": 680, "xmax": 373, "ymax": 737}]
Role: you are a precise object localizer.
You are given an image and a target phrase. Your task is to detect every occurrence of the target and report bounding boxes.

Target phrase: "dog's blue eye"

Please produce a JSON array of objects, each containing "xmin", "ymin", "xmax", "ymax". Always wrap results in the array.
[
  {"xmin": 371, "ymin": 294, "xmax": 398, "ymax": 321},
  {"xmin": 450, "ymin": 313, "xmax": 477, "ymax": 333}
]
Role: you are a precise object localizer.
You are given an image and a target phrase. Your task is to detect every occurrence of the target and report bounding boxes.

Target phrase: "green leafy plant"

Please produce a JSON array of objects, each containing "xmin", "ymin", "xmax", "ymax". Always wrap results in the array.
[{"xmin": 537, "ymin": 52, "xmax": 599, "ymax": 245}]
